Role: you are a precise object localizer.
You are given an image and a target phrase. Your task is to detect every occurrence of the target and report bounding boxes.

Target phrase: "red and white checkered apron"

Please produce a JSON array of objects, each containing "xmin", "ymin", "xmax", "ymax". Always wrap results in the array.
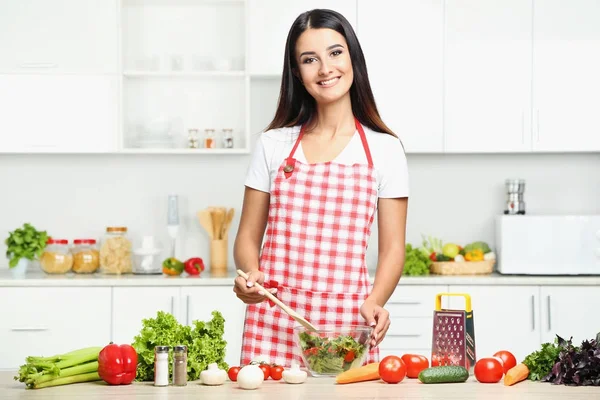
[{"xmin": 241, "ymin": 118, "xmax": 380, "ymax": 368}]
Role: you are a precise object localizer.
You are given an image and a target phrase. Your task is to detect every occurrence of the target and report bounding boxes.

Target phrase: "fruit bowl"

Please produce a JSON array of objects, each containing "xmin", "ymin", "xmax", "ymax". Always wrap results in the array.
[{"xmin": 293, "ymin": 324, "xmax": 372, "ymax": 377}]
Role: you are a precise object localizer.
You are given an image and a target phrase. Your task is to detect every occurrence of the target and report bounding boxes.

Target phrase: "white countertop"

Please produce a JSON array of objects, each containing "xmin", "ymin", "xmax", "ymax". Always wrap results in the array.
[
  {"xmin": 1, "ymin": 371, "xmax": 599, "ymax": 400},
  {"xmin": 0, "ymin": 269, "xmax": 598, "ymax": 287}
]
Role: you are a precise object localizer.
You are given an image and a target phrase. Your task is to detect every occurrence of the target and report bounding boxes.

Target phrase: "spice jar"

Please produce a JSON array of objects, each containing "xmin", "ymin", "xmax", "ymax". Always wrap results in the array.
[
  {"xmin": 204, "ymin": 128, "xmax": 215, "ymax": 149},
  {"xmin": 222, "ymin": 128, "xmax": 234, "ymax": 148},
  {"xmin": 172, "ymin": 345, "xmax": 188, "ymax": 386},
  {"xmin": 99, "ymin": 227, "xmax": 132, "ymax": 274},
  {"xmin": 187, "ymin": 128, "xmax": 199, "ymax": 149},
  {"xmin": 154, "ymin": 346, "xmax": 170, "ymax": 387},
  {"xmin": 40, "ymin": 239, "xmax": 73, "ymax": 274},
  {"xmin": 71, "ymin": 239, "xmax": 100, "ymax": 274}
]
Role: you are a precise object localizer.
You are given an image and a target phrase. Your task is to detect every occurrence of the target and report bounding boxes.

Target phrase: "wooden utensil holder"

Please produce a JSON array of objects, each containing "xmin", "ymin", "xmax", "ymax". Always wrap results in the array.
[{"xmin": 210, "ymin": 239, "xmax": 228, "ymax": 277}]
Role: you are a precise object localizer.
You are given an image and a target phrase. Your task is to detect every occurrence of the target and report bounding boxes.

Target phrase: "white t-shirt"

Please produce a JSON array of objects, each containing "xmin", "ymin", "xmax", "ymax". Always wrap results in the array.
[{"xmin": 245, "ymin": 125, "xmax": 410, "ymax": 198}]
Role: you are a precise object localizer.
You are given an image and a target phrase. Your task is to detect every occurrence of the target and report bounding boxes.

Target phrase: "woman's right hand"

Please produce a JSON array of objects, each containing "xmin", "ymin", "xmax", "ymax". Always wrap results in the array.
[{"xmin": 233, "ymin": 270, "xmax": 276, "ymax": 304}]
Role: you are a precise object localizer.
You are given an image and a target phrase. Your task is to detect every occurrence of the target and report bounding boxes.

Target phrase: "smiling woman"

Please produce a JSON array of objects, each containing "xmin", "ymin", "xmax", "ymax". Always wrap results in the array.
[{"xmin": 233, "ymin": 9, "xmax": 410, "ymax": 370}]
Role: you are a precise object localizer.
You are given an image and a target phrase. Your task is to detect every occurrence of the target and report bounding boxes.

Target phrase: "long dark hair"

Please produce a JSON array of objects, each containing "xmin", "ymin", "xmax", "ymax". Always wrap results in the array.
[{"xmin": 265, "ymin": 9, "xmax": 396, "ymax": 137}]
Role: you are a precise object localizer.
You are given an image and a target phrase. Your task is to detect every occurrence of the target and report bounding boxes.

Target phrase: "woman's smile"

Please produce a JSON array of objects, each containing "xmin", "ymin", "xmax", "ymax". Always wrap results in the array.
[{"xmin": 317, "ymin": 76, "xmax": 341, "ymax": 87}]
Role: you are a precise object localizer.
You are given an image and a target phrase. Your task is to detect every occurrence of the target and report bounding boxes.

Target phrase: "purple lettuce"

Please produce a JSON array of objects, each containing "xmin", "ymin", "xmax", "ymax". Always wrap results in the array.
[{"xmin": 542, "ymin": 333, "xmax": 600, "ymax": 386}]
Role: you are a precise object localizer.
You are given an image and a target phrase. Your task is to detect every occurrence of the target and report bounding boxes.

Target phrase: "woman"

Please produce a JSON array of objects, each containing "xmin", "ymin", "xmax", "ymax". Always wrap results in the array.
[{"xmin": 233, "ymin": 8, "xmax": 408, "ymax": 368}]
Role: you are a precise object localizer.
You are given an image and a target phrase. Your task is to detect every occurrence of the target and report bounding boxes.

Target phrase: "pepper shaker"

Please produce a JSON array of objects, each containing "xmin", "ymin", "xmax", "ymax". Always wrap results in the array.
[{"xmin": 172, "ymin": 345, "xmax": 188, "ymax": 386}]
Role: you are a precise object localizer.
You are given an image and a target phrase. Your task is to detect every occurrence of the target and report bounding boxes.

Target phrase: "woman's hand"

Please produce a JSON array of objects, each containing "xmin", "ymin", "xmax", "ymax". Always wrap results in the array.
[
  {"xmin": 360, "ymin": 298, "xmax": 391, "ymax": 347},
  {"xmin": 233, "ymin": 270, "xmax": 277, "ymax": 304}
]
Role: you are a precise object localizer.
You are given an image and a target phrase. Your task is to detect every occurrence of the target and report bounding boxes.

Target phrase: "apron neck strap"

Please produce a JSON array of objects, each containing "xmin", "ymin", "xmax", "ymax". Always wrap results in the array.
[{"xmin": 287, "ymin": 118, "xmax": 374, "ymax": 167}]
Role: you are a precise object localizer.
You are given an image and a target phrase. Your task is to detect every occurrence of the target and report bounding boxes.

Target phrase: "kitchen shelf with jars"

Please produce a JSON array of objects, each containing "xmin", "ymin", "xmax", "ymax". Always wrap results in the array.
[{"xmin": 119, "ymin": 0, "xmax": 250, "ymax": 154}]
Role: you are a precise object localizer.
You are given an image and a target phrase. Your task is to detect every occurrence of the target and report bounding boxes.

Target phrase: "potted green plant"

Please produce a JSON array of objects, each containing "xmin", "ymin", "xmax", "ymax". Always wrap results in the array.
[{"xmin": 5, "ymin": 223, "xmax": 48, "ymax": 277}]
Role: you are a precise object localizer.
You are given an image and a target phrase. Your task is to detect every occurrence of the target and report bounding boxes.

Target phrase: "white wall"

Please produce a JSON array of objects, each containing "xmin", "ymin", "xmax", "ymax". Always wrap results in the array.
[{"xmin": 1, "ymin": 80, "xmax": 599, "ymax": 270}]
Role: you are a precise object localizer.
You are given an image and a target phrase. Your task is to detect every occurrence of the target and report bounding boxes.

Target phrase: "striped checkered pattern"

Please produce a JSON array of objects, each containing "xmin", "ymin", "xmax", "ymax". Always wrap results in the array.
[{"xmin": 241, "ymin": 121, "xmax": 380, "ymax": 368}]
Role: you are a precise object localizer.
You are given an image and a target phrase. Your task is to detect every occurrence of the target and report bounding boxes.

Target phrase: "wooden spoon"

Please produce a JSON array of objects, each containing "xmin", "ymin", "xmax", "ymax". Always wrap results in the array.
[
  {"xmin": 236, "ymin": 269, "xmax": 318, "ymax": 332},
  {"xmin": 221, "ymin": 208, "xmax": 235, "ymax": 239},
  {"xmin": 197, "ymin": 210, "xmax": 214, "ymax": 239}
]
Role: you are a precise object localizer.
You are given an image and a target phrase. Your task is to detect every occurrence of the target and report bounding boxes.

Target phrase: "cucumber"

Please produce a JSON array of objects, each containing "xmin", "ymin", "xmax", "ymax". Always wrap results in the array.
[{"xmin": 418, "ymin": 366, "xmax": 469, "ymax": 384}]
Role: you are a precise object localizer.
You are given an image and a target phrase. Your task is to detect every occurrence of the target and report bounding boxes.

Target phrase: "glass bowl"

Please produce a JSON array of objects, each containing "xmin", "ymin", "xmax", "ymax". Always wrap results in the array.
[{"xmin": 293, "ymin": 324, "xmax": 373, "ymax": 377}]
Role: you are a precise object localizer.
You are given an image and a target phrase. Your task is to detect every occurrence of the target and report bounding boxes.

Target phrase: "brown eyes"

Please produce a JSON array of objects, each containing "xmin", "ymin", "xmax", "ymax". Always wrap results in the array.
[{"xmin": 301, "ymin": 50, "xmax": 343, "ymax": 64}]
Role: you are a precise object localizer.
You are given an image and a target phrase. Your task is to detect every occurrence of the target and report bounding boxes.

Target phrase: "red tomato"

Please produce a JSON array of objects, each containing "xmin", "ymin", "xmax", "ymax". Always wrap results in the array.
[
  {"xmin": 378, "ymin": 355, "xmax": 407, "ymax": 384},
  {"xmin": 259, "ymin": 363, "xmax": 271, "ymax": 380},
  {"xmin": 344, "ymin": 350, "xmax": 356, "ymax": 363},
  {"xmin": 474, "ymin": 358, "xmax": 504, "ymax": 383},
  {"xmin": 401, "ymin": 354, "xmax": 429, "ymax": 378},
  {"xmin": 493, "ymin": 350, "xmax": 517, "ymax": 374},
  {"xmin": 270, "ymin": 365, "xmax": 284, "ymax": 381},
  {"xmin": 227, "ymin": 366, "xmax": 240, "ymax": 382}
]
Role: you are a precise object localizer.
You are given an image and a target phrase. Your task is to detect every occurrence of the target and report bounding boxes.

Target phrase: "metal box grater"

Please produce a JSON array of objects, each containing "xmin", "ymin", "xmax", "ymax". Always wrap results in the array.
[{"xmin": 431, "ymin": 293, "xmax": 476, "ymax": 371}]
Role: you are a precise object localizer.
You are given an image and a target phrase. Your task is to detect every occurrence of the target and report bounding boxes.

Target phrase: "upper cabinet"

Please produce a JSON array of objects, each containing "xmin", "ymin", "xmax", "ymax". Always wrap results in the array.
[
  {"xmin": 444, "ymin": 0, "xmax": 532, "ymax": 153},
  {"xmin": 358, "ymin": 0, "xmax": 443, "ymax": 153},
  {"xmin": 532, "ymin": 0, "xmax": 600, "ymax": 152},
  {"xmin": 247, "ymin": 0, "xmax": 357, "ymax": 76},
  {"xmin": 0, "ymin": 0, "xmax": 118, "ymax": 73}
]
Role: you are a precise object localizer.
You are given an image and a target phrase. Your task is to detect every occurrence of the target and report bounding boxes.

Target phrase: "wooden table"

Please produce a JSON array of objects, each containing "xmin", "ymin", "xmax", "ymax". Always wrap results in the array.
[{"xmin": 2, "ymin": 371, "xmax": 598, "ymax": 399}]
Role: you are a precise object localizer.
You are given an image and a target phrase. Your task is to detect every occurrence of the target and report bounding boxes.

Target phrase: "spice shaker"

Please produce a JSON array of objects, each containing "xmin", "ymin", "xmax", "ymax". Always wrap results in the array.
[
  {"xmin": 222, "ymin": 128, "xmax": 234, "ymax": 148},
  {"xmin": 204, "ymin": 129, "xmax": 216, "ymax": 149},
  {"xmin": 154, "ymin": 346, "xmax": 170, "ymax": 386},
  {"xmin": 188, "ymin": 128, "xmax": 199, "ymax": 149},
  {"xmin": 172, "ymin": 345, "xmax": 188, "ymax": 386}
]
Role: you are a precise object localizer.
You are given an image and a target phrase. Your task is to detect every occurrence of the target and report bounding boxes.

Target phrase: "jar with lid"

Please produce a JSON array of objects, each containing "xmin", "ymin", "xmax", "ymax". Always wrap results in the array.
[
  {"xmin": 99, "ymin": 227, "xmax": 132, "ymax": 274},
  {"xmin": 172, "ymin": 345, "xmax": 188, "ymax": 386},
  {"xmin": 71, "ymin": 239, "xmax": 100, "ymax": 274},
  {"xmin": 154, "ymin": 346, "xmax": 170, "ymax": 387},
  {"xmin": 187, "ymin": 128, "xmax": 199, "ymax": 149},
  {"xmin": 204, "ymin": 129, "xmax": 216, "ymax": 149},
  {"xmin": 40, "ymin": 239, "xmax": 73, "ymax": 274},
  {"xmin": 222, "ymin": 128, "xmax": 234, "ymax": 148}
]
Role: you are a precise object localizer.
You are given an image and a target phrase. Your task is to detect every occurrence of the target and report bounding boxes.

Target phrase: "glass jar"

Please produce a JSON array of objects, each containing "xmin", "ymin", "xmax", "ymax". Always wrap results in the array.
[
  {"xmin": 187, "ymin": 128, "xmax": 199, "ymax": 149},
  {"xmin": 99, "ymin": 227, "xmax": 132, "ymax": 274},
  {"xmin": 40, "ymin": 239, "xmax": 73, "ymax": 274},
  {"xmin": 172, "ymin": 345, "xmax": 188, "ymax": 386},
  {"xmin": 222, "ymin": 128, "xmax": 234, "ymax": 148},
  {"xmin": 204, "ymin": 128, "xmax": 215, "ymax": 149},
  {"xmin": 154, "ymin": 346, "xmax": 170, "ymax": 387},
  {"xmin": 71, "ymin": 239, "xmax": 100, "ymax": 274}
]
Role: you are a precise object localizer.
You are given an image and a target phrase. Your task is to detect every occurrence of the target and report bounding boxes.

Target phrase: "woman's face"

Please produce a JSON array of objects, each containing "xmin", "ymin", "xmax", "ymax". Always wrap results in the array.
[{"xmin": 295, "ymin": 28, "xmax": 353, "ymax": 105}]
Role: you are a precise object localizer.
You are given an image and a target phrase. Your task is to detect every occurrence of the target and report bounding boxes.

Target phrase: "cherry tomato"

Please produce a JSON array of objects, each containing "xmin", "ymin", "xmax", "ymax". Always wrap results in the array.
[
  {"xmin": 493, "ymin": 350, "xmax": 517, "ymax": 374},
  {"xmin": 227, "ymin": 366, "xmax": 240, "ymax": 382},
  {"xmin": 401, "ymin": 354, "xmax": 429, "ymax": 378},
  {"xmin": 474, "ymin": 357, "xmax": 504, "ymax": 383},
  {"xmin": 258, "ymin": 363, "xmax": 271, "ymax": 380},
  {"xmin": 270, "ymin": 365, "xmax": 284, "ymax": 381},
  {"xmin": 344, "ymin": 350, "xmax": 356, "ymax": 363},
  {"xmin": 378, "ymin": 355, "xmax": 407, "ymax": 384}
]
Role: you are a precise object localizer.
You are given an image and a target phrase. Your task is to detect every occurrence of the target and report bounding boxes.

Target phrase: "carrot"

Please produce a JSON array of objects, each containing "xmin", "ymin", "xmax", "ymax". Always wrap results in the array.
[
  {"xmin": 504, "ymin": 363, "xmax": 529, "ymax": 386},
  {"xmin": 335, "ymin": 362, "xmax": 380, "ymax": 384}
]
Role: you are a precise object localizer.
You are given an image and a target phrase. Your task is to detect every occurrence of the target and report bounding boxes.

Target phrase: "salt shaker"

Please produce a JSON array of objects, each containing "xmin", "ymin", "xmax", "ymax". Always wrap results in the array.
[{"xmin": 154, "ymin": 346, "xmax": 170, "ymax": 386}]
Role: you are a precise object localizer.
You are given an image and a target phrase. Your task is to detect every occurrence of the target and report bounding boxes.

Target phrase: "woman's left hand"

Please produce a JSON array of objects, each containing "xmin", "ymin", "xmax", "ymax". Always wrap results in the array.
[{"xmin": 360, "ymin": 299, "xmax": 390, "ymax": 347}]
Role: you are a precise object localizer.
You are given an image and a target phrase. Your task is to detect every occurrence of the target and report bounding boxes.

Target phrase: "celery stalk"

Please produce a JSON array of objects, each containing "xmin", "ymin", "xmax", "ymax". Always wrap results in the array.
[
  {"xmin": 32, "ymin": 372, "xmax": 101, "ymax": 389},
  {"xmin": 30, "ymin": 361, "xmax": 99, "ymax": 386},
  {"xmin": 25, "ymin": 346, "xmax": 103, "ymax": 365}
]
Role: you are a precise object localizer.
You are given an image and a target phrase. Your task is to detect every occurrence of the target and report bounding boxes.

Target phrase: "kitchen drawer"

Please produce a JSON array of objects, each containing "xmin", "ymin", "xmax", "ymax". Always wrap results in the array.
[
  {"xmin": 378, "ymin": 348, "xmax": 431, "ymax": 360},
  {"xmin": 381, "ymin": 316, "xmax": 433, "ymax": 350},
  {"xmin": 386, "ymin": 285, "xmax": 448, "ymax": 317},
  {"xmin": 0, "ymin": 287, "xmax": 111, "ymax": 370}
]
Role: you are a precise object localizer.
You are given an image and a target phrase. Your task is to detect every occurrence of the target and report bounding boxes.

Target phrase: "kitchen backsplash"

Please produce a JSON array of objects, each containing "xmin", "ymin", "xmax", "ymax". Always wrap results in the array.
[{"xmin": 1, "ymin": 80, "xmax": 599, "ymax": 269}]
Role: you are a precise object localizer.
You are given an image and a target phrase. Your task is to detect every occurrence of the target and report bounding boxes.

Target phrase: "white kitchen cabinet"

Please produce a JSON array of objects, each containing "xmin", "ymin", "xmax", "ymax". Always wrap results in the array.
[
  {"xmin": 0, "ymin": 75, "xmax": 119, "ymax": 153},
  {"xmin": 182, "ymin": 287, "xmax": 247, "ymax": 367},
  {"xmin": 0, "ymin": 287, "xmax": 111, "ymax": 370},
  {"xmin": 444, "ymin": 0, "xmax": 533, "ymax": 153},
  {"xmin": 0, "ymin": 0, "xmax": 118, "ymax": 73},
  {"xmin": 540, "ymin": 286, "xmax": 600, "ymax": 345},
  {"xmin": 532, "ymin": 0, "xmax": 600, "ymax": 152},
  {"xmin": 448, "ymin": 285, "xmax": 540, "ymax": 364},
  {"xmin": 247, "ymin": 0, "xmax": 358, "ymax": 76},
  {"xmin": 358, "ymin": 0, "xmax": 443, "ymax": 153},
  {"xmin": 378, "ymin": 285, "xmax": 448, "ymax": 358},
  {"xmin": 112, "ymin": 287, "xmax": 182, "ymax": 345}
]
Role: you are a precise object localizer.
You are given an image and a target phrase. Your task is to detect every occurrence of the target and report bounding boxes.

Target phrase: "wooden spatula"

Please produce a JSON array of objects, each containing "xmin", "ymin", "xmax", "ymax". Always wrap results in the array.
[
  {"xmin": 197, "ymin": 210, "xmax": 214, "ymax": 239},
  {"xmin": 236, "ymin": 269, "xmax": 318, "ymax": 332}
]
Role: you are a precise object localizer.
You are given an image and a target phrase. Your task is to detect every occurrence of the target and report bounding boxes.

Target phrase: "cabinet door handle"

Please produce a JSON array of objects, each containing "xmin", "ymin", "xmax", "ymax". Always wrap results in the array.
[
  {"xmin": 391, "ymin": 334, "xmax": 422, "ymax": 338},
  {"xmin": 392, "ymin": 301, "xmax": 421, "ymax": 305},
  {"xmin": 186, "ymin": 295, "xmax": 190, "ymax": 326},
  {"xmin": 536, "ymin": 109, "xmax": 540, "ymax": 142},
  {"xmin": 547, "ymin": 295, "xmax": 551, "ymax": 331},
  {"xmin": 19, "ymin": 62, "xmax": 57, "ymax": 69},
  {"xmin": 171, "ymin": 296, "xmax": 175, "ymax": 316},
  {"xmin": 11, "ymin": 327, "xmax": 49, "ymax": 332},
  {"xmin": 521, "ymin": 109, "xmax": 525, "ymax": 144},
  {"xmin": 531, "ymin": 295, "xmax": 535, "ymax": 331}
]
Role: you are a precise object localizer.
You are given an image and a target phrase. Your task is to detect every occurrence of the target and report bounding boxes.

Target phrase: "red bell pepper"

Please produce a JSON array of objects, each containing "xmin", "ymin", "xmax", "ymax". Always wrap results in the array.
[
  {"xmin": 184, "ymin": 257, "xmax": 205, "ymax": 275},
  {"xmin": 98, "ymin": 343, "xmax": 138, "ymax": 385}
]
